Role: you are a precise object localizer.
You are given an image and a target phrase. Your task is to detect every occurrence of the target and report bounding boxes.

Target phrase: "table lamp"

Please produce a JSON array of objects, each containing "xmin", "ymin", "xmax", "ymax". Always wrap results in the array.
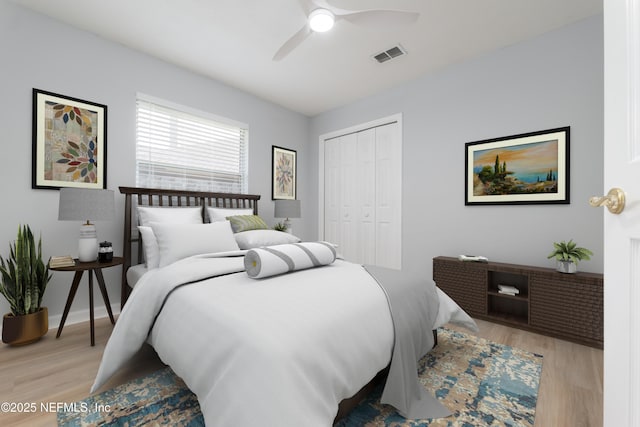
[
  {"xmin": 274, "ymin": 199, "xmax": 301, "ymax": 235},
  {"xmin": 58, "ymin": 188, "xmax": 115, "ymax": 262}
]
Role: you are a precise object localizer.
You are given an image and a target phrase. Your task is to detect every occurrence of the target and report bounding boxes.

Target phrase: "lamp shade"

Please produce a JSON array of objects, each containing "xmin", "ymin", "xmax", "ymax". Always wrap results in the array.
[
  {"xmin": 58, "ymin": 188, "xmax": 115, "ymax": 222},
  {"xmin": 274, "ymin": 199, "xmax": 301, "ymax": 219}
]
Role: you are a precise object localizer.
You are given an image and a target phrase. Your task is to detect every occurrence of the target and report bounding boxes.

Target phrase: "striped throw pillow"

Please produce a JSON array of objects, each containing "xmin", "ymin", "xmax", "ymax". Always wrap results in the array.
[
  {"xmin": 227, "ymin": 215, "xmax": 269, "ymax": 233},
  {"xmin": 245, "ymin": 242, "xmax": 337, "ymax": 278}
]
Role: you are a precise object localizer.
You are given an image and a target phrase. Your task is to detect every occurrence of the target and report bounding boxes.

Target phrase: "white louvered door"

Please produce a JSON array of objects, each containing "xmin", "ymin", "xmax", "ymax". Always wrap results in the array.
[{"xmin": 321, "ymin": 117, "xmax": 401, "ymax": 269}]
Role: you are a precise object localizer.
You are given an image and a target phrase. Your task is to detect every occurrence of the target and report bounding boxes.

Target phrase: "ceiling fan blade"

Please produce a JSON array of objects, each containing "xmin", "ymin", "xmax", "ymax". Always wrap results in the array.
[
  {"xmin": 310, "ymin": 0, "xmax": 338, "ymax": 10},
  {"xmin": 297, "ymin": 0, "xmax": 314, "ymax": 14},
  {"xmin": 273, "ymin": 25, "xmax": 312, "ymax": 61},
  {"xmin": 339, "ymin": 9, "xmax": 420, "ymax": 27}
]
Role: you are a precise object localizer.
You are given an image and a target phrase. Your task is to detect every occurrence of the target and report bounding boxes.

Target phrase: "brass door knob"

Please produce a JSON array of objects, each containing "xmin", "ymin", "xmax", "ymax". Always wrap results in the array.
[{"xmin": 589, "ymin": 187, "xmax": 626, "ymax": 214}]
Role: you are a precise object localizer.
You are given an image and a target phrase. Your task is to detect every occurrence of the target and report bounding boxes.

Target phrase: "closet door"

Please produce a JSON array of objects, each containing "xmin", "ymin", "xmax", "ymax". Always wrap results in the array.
[
  {"xmin": 324, "ymin": 133, "xmax": 360, "ymax": 263},
  {"xmin": 322, "ymin": 118, "xmax": 401, "ymax": 269},
  {"xmin": 324, "ymin": 137, "xmax": 341, "ymax": 249},
  {"xmin": 357, "ymin": 128, "xmax": 376, "ymax": 264},
  {"xmin": 339, "ymin": 134, "xmax": 358, "ymax": 262},
  {"xmin": 375, "ymin": 123, "xmax": 401, "ymax": 269}
]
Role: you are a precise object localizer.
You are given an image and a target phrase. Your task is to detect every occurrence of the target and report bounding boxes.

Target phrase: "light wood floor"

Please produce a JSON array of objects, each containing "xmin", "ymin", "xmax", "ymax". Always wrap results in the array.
[{"xmin": 0, "ymin": 317, "xmax": 602, "ymax": 426}]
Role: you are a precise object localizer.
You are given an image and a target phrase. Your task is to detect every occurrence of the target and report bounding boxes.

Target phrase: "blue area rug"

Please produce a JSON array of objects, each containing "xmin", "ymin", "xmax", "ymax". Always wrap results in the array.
[
  {"xmin": 337, "ymin": 328, "xmax": 543, "ymax": 427},
  {"xmin": 58, "ymin": 328, "xmax": 542, "ymax": 426}
]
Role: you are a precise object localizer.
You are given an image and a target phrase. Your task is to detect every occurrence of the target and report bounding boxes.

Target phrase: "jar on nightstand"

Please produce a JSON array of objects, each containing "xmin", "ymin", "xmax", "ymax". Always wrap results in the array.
[{"xmin": 98, "ymin": 241, "xmax": 113, "ymax": 262}]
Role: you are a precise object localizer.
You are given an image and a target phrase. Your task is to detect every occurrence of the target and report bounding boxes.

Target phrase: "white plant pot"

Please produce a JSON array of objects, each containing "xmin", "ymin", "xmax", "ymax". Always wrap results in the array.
[{"xmin": 557, "ymin": 260, "xmax": 577, "ymax": 274}]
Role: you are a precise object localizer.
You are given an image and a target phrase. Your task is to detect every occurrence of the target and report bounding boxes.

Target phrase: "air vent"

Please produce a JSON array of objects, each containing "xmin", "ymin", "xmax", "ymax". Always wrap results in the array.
[{"xmin": 372, "ymin": 45, "xmax": 407, "ymax": 63}]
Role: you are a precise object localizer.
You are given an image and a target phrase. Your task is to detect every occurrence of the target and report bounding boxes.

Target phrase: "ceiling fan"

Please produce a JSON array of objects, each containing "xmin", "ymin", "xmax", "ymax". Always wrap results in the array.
[{"xmin": 273, "ymin": 0, "xmax": 420, "ymax": 61}]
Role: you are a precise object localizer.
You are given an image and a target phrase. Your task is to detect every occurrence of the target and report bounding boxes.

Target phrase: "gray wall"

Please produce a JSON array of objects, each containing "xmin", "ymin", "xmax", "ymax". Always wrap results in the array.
[
  {"xmin": 0, "ymin": 0, "xmax": 603, "ymax": 327},
  {"xmin": 309, "ymin": 15, "xmax": 604, "ymax": 275},
  {"xmin": 0, "ymin": 0, "xmax": 310, "ymax": 321}
]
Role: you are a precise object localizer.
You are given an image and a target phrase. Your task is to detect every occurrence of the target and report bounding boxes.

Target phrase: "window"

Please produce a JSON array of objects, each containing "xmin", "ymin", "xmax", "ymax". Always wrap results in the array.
[{"xmin": 136, "ymin": 95, "xmax": 248, "ymax": 193}]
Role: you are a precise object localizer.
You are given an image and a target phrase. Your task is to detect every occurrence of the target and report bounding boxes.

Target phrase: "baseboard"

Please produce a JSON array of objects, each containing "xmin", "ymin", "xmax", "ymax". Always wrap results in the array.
[
  {"xmin": 0, "ymin": 304, "xmax": 121, "ymax": 335},
  {"xmin": 47, "ymin": 304, "xmax": 121, "ymax": 331}
]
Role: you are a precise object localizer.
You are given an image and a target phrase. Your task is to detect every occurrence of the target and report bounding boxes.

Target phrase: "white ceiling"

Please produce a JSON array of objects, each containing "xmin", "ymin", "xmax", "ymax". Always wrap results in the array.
[{"xmin": 11, "ymin": 0, "xmax": 602, "ymax": 116}]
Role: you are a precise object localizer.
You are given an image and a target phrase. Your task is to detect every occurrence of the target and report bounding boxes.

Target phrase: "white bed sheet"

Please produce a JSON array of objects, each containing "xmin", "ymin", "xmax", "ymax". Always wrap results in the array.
[
  {"xmin": 150, "ymin": 259, "xmax": 394, "ymax": 425},
  {"xmin": 94, "ymin": 254, "xmax": 476, "ymax": 426}
]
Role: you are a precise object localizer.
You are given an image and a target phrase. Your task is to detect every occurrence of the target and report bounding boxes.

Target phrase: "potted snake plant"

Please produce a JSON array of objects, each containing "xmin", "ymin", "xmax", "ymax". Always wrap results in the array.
[
  {"xmin": 0, "ymin": 225, "xmax": 52, "ymax": 345},
  {"xmin": 547, "ymin": 239, "xmax": 593, "ymax": 274}
]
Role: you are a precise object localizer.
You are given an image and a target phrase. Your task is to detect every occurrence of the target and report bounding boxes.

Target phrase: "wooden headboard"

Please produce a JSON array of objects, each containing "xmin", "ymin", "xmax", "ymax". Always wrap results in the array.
[{"xmin": 119, "ymin": 186, "xmax": 261, "ymax": 308}]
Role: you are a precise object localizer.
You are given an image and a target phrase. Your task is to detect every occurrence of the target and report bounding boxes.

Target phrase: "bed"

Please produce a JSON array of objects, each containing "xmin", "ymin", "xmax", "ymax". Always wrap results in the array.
[{"xmin": 93, "ymin": 186, "xmax": 477, "ymax": 426}]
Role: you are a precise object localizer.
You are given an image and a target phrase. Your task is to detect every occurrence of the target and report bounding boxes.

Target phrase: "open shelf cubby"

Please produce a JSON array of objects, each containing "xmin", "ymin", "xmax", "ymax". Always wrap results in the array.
[{"xmin": 488, "ymin": 270, "xmax": 529, "ymax": 297}]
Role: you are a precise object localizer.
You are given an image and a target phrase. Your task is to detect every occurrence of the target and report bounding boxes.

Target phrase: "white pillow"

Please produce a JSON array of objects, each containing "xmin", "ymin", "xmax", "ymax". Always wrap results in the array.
[
  {"xmin": 207, "ymin": 207, "xmax": 254, "ymax": 222},
  {"xmin": 137, "ymin": 206, "xmax": 202, "ymax": 226},
  {"xmin": 138, "ymin": 226, "xmax": 160, "ymax": 269},
  {"xmin": 234, "ymin": 230, "xmax": 301, "ymax": 249},
  {"xmin": 150, "ymin": 221, "xmax": 240, "ymax": 267}
]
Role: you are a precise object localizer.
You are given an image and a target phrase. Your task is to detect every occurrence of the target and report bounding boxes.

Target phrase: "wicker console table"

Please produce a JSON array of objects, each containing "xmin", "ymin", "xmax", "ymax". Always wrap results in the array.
[{"xmin": 433, "ymin": 256, "xmax": 603, "ymax": 348}]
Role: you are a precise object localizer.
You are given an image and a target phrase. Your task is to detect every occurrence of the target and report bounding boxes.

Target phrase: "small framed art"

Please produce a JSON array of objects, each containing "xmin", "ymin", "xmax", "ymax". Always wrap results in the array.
[
  {"xmin": 272, "ymin": 145, "xmax": 297, "ymax": 200},
  {"xmin": 465, "ymin": 127, "xmax": 570, "ymax": 205},
  {"xmin": 32, "ymin": 88, "xmax": 107, "ymax": 190}
]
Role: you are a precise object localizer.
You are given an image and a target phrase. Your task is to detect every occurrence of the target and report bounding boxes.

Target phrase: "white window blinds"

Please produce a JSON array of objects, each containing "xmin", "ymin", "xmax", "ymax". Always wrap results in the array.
[{"xmin": 136, "ymin": 96, "xmax": 248, "ymax": 193}]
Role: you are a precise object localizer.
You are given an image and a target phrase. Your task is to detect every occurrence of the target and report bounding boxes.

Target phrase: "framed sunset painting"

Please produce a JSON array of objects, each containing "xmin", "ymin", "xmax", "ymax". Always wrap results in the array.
[
  {"xmin": 465, "ymin": 127, "xmax": 570, "ymax": 205},
  {"xmin": 32, "ymin": 89, "xmax": 107, "ymax": 190},
  {"xmin": 272, "ymin": 145, "xmax": 296, "ymax": 200}
]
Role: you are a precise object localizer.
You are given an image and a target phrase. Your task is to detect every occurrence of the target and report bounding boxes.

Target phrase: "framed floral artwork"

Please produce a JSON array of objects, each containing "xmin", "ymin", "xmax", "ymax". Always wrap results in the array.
[
  {"xmin": 272, "ymin": 145, "xmax": 296, "ymax": 200},
  {"xmin": 465, "ymin": 127, "xmax": 570, "ymax": 205},
  {"xmin": 32, "ymin": 88, "xmax": 108, "ymax": 190}
]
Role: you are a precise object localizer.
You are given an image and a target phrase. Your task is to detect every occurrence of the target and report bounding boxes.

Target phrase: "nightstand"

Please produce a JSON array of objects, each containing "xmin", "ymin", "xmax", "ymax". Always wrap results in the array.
[{"xmin": 49, "ymin": 257, "xmax": 123, "ymax": 346}]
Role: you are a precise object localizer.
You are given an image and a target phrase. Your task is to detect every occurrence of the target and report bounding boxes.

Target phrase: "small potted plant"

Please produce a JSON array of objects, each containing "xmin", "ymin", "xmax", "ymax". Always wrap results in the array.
[
  {"xmin": 273, "ymin": 222, "xmax": 288, "ymax": 232},
  {"xmin": 0, "ymin": 225, "xmax": 52, "ymax": 345},
  {"xmin": 547, "ymin": 239, "xmax": 593, "ymax": 274}
]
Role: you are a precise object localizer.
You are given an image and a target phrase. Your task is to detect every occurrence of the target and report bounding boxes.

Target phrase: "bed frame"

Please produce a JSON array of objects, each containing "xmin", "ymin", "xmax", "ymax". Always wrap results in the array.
[{"xmin": 119, "ymin": 186, "xmax": 261, "ymax": 308}]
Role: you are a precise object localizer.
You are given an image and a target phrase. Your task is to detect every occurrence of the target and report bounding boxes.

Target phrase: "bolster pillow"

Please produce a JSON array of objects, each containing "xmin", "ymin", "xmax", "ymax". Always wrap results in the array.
[{"xmin": 244, "ymin": 241, "xmax": 337, "ymax": 279}]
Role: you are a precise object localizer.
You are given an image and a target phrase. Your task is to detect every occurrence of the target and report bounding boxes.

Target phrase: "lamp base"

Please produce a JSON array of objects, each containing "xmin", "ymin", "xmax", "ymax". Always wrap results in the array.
[
  {"xmin": 283, "ymin": 218, "xmax": 293, "ymax": 235},
  {"xmin": 78, "ymin": 223, "xmax": 98, "ymax": 262}
]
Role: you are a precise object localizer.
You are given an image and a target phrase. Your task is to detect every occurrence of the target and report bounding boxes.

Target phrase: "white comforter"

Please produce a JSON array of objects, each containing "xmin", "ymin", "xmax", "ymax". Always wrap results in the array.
[{"xmin": 92, "ymin": 253, "xmax": 476, "ymax": 426}]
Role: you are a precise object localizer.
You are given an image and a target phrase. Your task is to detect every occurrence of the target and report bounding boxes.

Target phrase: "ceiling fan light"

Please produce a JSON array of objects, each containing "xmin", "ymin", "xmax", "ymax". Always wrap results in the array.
[{"xmin": 309, "ymin": 8, "xmax": 335, "ymax": 32}]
